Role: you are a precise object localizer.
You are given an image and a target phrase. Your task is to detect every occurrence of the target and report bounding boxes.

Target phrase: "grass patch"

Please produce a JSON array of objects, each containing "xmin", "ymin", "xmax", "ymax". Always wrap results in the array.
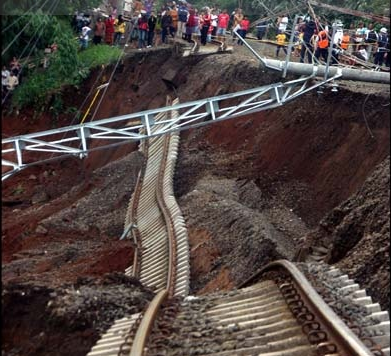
[{"xmin": 78, "ymin": 45, "xmax": 122, "ymax": 69}]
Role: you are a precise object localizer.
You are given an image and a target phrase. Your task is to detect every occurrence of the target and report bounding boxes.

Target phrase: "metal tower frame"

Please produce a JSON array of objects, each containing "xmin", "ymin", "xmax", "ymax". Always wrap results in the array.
[{"xmin": 2, "ymin": 69, "xmax": 341, "ymax": 180}]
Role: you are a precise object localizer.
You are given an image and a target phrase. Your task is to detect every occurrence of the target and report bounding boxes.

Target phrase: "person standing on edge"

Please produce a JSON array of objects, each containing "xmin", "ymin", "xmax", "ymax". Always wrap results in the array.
[
  {"xmin": 341, "ymin": 29, "xmax": 350, "ymax": 52},
  {"xmin": 6, "ymin": 71, "xmax": 19, "ymax": 91},
  {"xmin": 385, "ymin": 33, "xmax": 390, "ymax": 67},
  {"xmin": 237, "ymin": 15, "xmax": 250, "ymax": 45},
  {"xmin": 93, "ymin": 17, "xmax": 106, "ymax": 45},
  {"xmin": 105, "ymin": 14, "xmax": 115, "ymax": 45},
  {"xmin": 138, "ymin": 10, "xmax": 148, "ymax": 49},
  {"xmin": 211, "ymin": 10, "xmax": 218, "ymax": 38},
  {"xmin": 147, "ymin": 11, "xmax": 157, "ymax": 48},
  {"xmin": 169, "ymin": 5, "xmax": 179, "ymax": 37},
  {"xmin": 128, "ymin": 12, "xmax": 140, "ymax": 48},
  {"xmin": 80, "ymin": 23, "xmax": 91, "ymax": 49},
  {"xmin": 315, "ymin": 27, "xmax": 329, "ymax": 62},
  {"xmin": 276, "ymin": 30, "xmax": 287, "ymax": 57},
  {"xmin": 161, "ymin": 9, "xmax": 173, "ymax": 44},
  {"xmin": 277, "ymin": 14, "xmax": 288, "ymax": 33},
  {"xmin": 155, "ymin": 11, "xmax": 162, "ymax": 46},
  {"xmin": 217, "ymin": 9, "xmax": 229, "ymax": 42},
  {"xmin": 114, "ymin": 15, "xmax": 126, "ymax": 46},
  {"xmin": 365, "ymin": 23, "xmax": 378, "ymax": 60},
  {"xmin": 374, "ymin": 27, "xmax": 389, "ymax": 67},
  {"xmin": 184, "ymin": 8, "xmax": 195, "ymax": 42},
  {"xmin": 299, "ymin": 18, "xmax": 316, "ymax": 63},
  {"xmin": 232, "ymin": 8, "xmax": 243, "ymax": 42},
  {"xmin": 177, "ymin": 1, "xmax": 189, "ymax": 39},
  {"xmin": 200, "ymin": 8, "xmax": 211, "ymax": 46},
  {"xmin": 193, "ymin": 8, "xmax": 200, "ymax": 38},
  {"xmin": 331, "ymin": 21, "xmax": 343, "ymax": 64},
  {"xmin": 2, "ymin": 66, "xmax": 10, "ymax": 99}
]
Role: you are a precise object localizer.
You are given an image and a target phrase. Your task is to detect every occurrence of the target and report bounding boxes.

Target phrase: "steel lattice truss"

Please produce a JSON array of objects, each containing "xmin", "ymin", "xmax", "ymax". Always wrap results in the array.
[{"xmin": 2, "ymin": 70, "xmax": 341, "ymax": 180}]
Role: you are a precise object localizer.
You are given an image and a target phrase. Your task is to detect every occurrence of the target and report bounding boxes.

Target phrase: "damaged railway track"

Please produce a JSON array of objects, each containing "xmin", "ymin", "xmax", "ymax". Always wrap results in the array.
[{"xmin": 87, "ymin": 97, "xmax": 390, "ymax": 356}]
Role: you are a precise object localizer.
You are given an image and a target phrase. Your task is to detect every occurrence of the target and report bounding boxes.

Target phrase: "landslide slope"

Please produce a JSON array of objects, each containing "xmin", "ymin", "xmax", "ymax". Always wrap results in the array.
[{"xmin": 2, "ymin": 49, "xmax": 390, "ymax": 355}]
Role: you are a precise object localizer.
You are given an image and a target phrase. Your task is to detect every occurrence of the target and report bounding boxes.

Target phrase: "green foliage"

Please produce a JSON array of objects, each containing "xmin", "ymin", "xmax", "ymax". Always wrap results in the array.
[
  {"xmin": 78, "ymin": 45, "xmax": 122, "ymax": 69},
  {"xmin": 11, "ymin": 39, "xmax": 121, "ymax": 111},
  {"xmin": 12, "ymin": 70, "xmax": 66, "ymax": 110},
  {"xmin": 12, "ymin": 184, "xmax": 25, "ymax": 195},
  {"xmin": 50, "ymin": 18, "xmax": 81, "ymax": 78},
  {"xmin": 48, "ymin": 94, "xmax": 64, "ymax": 120},
  {"xmin": 4, "ymin": 6, "xmax": 122, "ymax": 112}
]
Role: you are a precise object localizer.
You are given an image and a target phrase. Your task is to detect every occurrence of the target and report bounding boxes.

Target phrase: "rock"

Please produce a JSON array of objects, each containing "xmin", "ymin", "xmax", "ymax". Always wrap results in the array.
[
  {"xmin": 222, "ymin": 341, "xmax": 235, "ymax": 350},
  {"xmin": 191, "ymin": 331, "xmax": 202, "ymax": 338},
  {"xmin": 31, "ymin": 191, "xmax": 49, "ymax": 204},
  {"xmin": 35, "ymin": 225, "xmax": 48, "ymax": 235},
  {"xmin": 236, "ymin": 334, "xmax": 246, "ymax": 341}
]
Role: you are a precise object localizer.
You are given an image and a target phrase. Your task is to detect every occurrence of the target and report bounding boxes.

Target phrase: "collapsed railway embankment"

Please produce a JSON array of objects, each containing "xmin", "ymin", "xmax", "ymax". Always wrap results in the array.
[{"xmin": 2, "ymin": 48, "xmax": 390, "ymax": 356}]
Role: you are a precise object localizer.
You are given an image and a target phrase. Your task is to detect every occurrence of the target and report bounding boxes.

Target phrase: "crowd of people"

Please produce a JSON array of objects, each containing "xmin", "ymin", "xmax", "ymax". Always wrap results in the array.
[
  {"xmin": 72, "ymin": 1, "xmax": 257, "ymax": 50},
  {"xmin": 76, "ymin": 2, "xmax": 389, "ymax": 69},
  {"xmin": 125, "ymin": 3, "xmax": 253, "ymax": 49},
  {"xmin": 271, "ymin": 15, "xmax": 390, "ymax": 67},
  {"xmin": 2, "ymin": 2, "xmax": 389, "ymax": 102}
]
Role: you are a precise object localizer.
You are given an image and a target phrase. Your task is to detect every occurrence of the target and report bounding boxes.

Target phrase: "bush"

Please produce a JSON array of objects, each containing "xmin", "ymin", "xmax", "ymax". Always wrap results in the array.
[{"xmin": 12, "ymin": 71, "xmax": 66, "ymax": 110}]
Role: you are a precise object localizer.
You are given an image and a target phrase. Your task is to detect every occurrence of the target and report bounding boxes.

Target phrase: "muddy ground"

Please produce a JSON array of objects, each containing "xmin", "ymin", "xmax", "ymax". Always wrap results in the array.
[{"xmin": 2, "ymin": 44, "xmax": 390, "ymax": 356}]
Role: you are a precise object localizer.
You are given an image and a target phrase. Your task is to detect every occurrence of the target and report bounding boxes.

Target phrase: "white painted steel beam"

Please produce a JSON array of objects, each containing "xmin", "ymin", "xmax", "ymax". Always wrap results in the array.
[{"xmin": 2, "ymin": 73, "xmax": 342, "ymax": 180}]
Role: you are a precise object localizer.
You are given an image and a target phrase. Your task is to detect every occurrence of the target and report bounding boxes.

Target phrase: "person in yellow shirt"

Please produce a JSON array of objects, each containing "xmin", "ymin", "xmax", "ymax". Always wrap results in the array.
[
  {"xmin": 294, "ymin": 32, "xmax": 303, "ymax": 57},
  {"xmin": 114, "ymin": 15, "xmax": 127, "ymax": 46},
  {"xmin": 276, "ymin": 30, "xmax": 287, "ymax": 57}
]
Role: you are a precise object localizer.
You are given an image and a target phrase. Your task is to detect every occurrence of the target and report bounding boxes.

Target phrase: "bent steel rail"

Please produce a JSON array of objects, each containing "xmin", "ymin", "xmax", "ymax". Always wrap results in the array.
[
  {"xmin": 129, "ymin": 289, "xmax": 168, "ymax": 356},
  {"xmin": 246, "ymin": 260, "xmax": 375, "ymax": 356},
  {"xmin": 120, "ymin": 260, "xmax": 377, "ymax": 356}
]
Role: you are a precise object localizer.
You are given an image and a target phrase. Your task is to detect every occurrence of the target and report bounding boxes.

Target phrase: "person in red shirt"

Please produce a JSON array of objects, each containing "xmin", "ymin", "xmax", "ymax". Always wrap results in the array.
[
  {"xmin": 93, "ymin": 17, "xmax": 106, "ymax": 45},
  {"xmin": 104, "ymin": 15, "xmax": 115, "ymax": 45},
  {"xmin": 185, "ymin": 8, "xmax": 196, "ymax": 42},
  {"xmin": 237, "ymin": 15, "xmax": 250, "ymax": 45},
  {"xmin": 217, "ymin": 9, "xmax": 230, "ymax": 41}
]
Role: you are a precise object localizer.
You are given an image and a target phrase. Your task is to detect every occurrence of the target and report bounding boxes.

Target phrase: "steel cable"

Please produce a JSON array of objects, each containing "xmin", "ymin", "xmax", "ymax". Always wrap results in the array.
[
  {"xmin": 1, "ymin": 0, "xmax": 52, "ymax": 56},
  {"xmin": 1, "ymin": 0, "xmax": 44, "ymax": 33},
  {"xmin": 2, "ymin": 0, "xmax": 61, "ymax": 105}
]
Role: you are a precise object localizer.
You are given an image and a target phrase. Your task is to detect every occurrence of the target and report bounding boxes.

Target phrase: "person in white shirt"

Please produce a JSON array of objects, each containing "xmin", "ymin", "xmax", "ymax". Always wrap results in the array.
[
  {"xmin": 80, "ymin": 24, "xmax": 91, "ymax": 49},
  {"xmin": 359, "ymin": 46, "xmax": 369, "ymax": 61},
  {"xmin": 332, "ymin": 21, "xmax": 343, "ymax": 45},
  {"xmin": 2, "ymin": 66, "xmax": 10, "ymax": 95},
  {"xmin": 354, "ymin": 44, "xmax": 368, "ymax": 61},
  {"xmin": 6, "ymin": 72, "xmax": 19, "ymax": 91},
  {"xmin": 278, "ymin": 14, "xmax": 288, "ymax": 33},
  {"xmin": 211, "ymin": 10, "xmax": 218, "ymax": 38},
  {"xmin": 330, "ymin": 21, "xmax": 344, "ymax": 64}
]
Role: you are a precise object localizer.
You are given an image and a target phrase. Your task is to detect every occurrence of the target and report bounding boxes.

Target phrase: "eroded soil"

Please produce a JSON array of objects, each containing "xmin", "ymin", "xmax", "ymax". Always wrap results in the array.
[{"xmin": 2, "ymin": 46, "xmax": 390, "ymax": 355}]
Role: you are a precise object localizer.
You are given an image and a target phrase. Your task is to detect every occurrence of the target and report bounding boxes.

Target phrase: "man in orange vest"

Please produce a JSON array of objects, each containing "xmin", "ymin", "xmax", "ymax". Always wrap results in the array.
[
  {"xmin": 315, "ymin": 27, "xmax": 329, "ymax": 62},
  {"xmin": 341, "ymin": 30, "xmax": 350, "ymax": 51}
]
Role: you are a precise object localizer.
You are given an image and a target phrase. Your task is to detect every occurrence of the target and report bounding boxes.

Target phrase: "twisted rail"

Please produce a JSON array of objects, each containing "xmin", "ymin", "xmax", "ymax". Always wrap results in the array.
[
  {"xmin": 126, "ymin": 260, "xmax": 381, "ymax": 356},
  {"xmin": 123, "ymin": 96, "xmax": 189, "ymax": 298}
]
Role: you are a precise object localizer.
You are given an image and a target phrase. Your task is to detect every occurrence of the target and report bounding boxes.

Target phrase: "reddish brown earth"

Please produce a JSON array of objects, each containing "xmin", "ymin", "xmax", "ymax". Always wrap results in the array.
[{"xmin": 2, "ymin": 47, "xmax": 390, "ymax": 355}]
